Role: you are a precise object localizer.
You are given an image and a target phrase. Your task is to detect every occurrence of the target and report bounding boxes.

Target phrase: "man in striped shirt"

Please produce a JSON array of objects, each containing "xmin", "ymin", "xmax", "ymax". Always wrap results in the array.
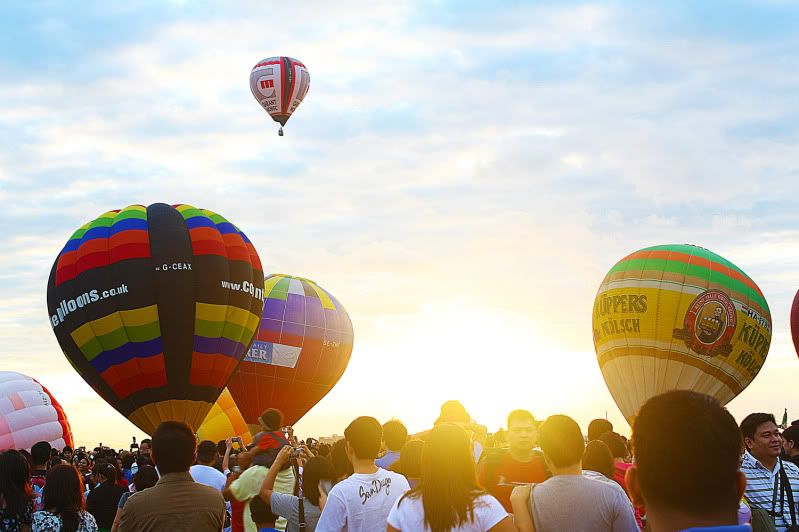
[{"xmin": 740, "ymin": 412, "xmax": 799, "ymax": 531}]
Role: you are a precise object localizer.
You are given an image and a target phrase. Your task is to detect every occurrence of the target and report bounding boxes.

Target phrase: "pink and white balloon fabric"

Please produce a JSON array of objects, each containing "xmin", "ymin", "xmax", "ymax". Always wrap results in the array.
[{"xmin": 0, "ymin": 372, "xmax": 74, "ymax": 451}]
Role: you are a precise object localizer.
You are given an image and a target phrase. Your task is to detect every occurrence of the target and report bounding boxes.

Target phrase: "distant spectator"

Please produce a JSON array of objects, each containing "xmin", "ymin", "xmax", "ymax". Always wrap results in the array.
[
  {"xmin": 388, "ymin": 423, "xmax": 514, "ymax": 531},
  {"xmin": 510, "ymin": 415, "xmax": 637, "ymax": 532},
  {"xmin": 31, "ymin": 441, "xmax": 51, "ymax": 511},
  {"xmin": 587, "ymin": 418, "xmax": 613, "ymax": 442},
  {"xmin": 87, "ymin": 462, "xmax": 125, "ymax": 530},
  {"xmin": 191, "ymin": 440, "xmax": 227, "ymax": 492},
  {"xmin": 118, "ymin": 421, "xmax": 225, "ymax": 532},
  {"xmin": 33, "ymin": 464, "xmax": 98, "ymax": 531},
  {"xmin": 316, "ymin": 416, "xmax": 410, "ymax": 531},
  {"xmin": 111, "ymin": 465, "xmax": 158, "ymax": 532},
  {"xmin": 626, "ymin": 391, "xmax": 748, "ymax": 532},
  {"xmin": 377, "ymin": 420, "xmax": 408, "ymax": 470},
  {"xmin": 783, "ymin": 424, "xmax": 799, "ymax": 468},
  {"xmin": 0, "ymin": 450, "xmax": 34, "ymax": 532},
  {"xmin": 317, "ymin": 444, "xmax": 331, "ymax": 459},
  {"xmin": 582, "ymin": 440, "xmax": 615, "ymax": 480},
  {"xmin": 330, "ymin": 439, "xmax": 353, "ymax": 482},
  {"xmin": 391, "ymin": 439, "xmax": 424, "ymax": 489}
]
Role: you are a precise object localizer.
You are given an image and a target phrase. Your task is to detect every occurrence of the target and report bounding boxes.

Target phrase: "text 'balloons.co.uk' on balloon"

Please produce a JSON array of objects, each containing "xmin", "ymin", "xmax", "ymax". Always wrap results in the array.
[
  {"xmin": 0, "ymin": 371, "xmax": 74, "ymax": 451},
  {"xmin": 592, "ymin": 244, "xmax": 771, "ymax": 425},
  {"xmin": 47, "ymin": 204, "xmax": 265, "ymax": 435},
  {"xmin": 227, "ymin": 274, "xmax": 353, "ymax": 432},
  {"xmin": 250, "ymin": 56, "xmax": 310, "ymax": 135}
]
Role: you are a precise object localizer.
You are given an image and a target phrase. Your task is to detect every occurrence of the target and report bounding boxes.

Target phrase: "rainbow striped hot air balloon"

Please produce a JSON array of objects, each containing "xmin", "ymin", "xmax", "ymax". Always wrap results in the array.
[
  {"xmin": 227, "ymin": 274, "xmax": 354, "ymax": 432},
  {"xmin": 47, "ymin": 204, "xmax": 264, "ymax": 435},
  {"xmin": 592, "ymin": 244, "xmax": 771, "ymax": 425}
]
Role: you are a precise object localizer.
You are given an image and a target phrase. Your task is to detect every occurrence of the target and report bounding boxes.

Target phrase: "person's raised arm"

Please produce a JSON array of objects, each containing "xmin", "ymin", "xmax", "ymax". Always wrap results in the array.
[
  {"xmin": 510, "ymin": 485, "xmax": 535, "ymax": 532},
  {"xmin": 259, "ymin": 445, "xmax": 293, "ymax": 503},
  {"xmin": 222, "ymin": 437, "xmax": 233, "ymax": 474}
]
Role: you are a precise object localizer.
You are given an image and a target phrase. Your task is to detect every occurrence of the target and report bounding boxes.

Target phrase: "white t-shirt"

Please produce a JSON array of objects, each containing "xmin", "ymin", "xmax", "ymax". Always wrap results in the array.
[
  {"xmin": 190, "ymin": 464, "xmax": 227, "ymax": 491},
  {"xmin": 387, "ymin": 492, "xmax": 508, "ymax": 531},
  {"xmin": 316, "ymin": 468, "xmax": 410, "ymax": 532}
]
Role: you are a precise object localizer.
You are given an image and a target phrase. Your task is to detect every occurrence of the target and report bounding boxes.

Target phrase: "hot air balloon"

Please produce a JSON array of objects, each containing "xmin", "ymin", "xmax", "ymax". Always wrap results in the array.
[
  {"xmin": 0, "ymin": 372, "xmax": 74, "ymax": 451},
  {"xmin": 196, "ymin": 388, "xmax": 252, "ymax": 446},
  {"xmin": 250, "ymin": 56, "xmax": 310, "ymax": 136},
  {"xmin": 227, "ymin": 275, "xmax": 353, "ymax": 433},
  {"xmin": 592, "ymin": 244, "xmax": 771, "ymax": 425},
  {"xmin": 47, "ymin": 204, "xmax": 264, "ymax": 435},
  {"xmin": 790, "ymin": 290, "xmax": 799, "ymax": 361}
]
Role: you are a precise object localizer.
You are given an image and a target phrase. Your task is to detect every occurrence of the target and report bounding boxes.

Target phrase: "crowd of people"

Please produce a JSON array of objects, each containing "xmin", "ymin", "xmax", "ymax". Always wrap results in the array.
[{"xmin": 1, "ymin": 392, "xmax": 798, "ymax": 532}]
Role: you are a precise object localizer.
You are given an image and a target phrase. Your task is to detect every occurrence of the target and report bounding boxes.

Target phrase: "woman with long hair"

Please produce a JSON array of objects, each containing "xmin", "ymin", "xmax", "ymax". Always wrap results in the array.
[
  {"xmin": 0, "ymin": 450, "xmax": 34, "ymax": 532},
  {"xmin": 85, "ymin": 463, "xmax": 123, "ymax": 532},
  {"xmin": 32, "ymin": 464, "xmax": 97, "ymax": 532},
  {"xmin": 387, "ymin": 423, "xmax": 515, "ymax": 532},
  {"xmin": 110, "ymin": 465, "xmax": 158, "ymax": 532}
]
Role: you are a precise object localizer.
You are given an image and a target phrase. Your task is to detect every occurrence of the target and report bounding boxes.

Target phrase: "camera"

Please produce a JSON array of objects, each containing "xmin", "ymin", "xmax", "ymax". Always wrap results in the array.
[{"xmin": 289, "ymin": 446, "xmax": 303, "ymax": 459}]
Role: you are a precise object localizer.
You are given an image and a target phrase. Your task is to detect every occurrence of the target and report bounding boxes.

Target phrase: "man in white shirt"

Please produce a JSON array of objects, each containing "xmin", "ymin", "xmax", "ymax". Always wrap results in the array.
[
  {"xmin": 316, "ymin": 416, "xmax": 410, "ymax": 531},
  {"xmin": 191, "ymin": 440, "xmax": 227, "ymax": 491}
]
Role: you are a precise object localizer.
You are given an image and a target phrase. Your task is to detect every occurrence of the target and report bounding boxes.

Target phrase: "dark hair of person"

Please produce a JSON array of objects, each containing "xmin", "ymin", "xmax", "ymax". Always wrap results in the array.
[
  {"xmin": 399, "ymin": 423, "xmax": 483, "ymax": 532},
  {"xmin": 94, "ymin": 462, "xmax": 117, "ymax": 484},
  {"xmin": 783, "ymin": 425, "xmax": 799, "ymax": 448},
  {"xmin": 121, "ymin": 453, "xmax": 135, "ymax": 469},
  {"xmin": 633, "ymin": 390, "xmax": 742, "ymax": 515},
  {"xmin": 301, "ymin": 457, "xmax": 337, "ymax": 506},
  {"xmin": 740, "ymin": 412, "xmax": 776, "ymax": 442},
  {"xmin": 398, "ymin": 439, "xmax": 424, "ymax": 478},
  {"xmin": 587, "ymin": 419, "xmax": 613, "ymax": 442},
  {"xmin": 258, "ymin": 408, "xmax": 284, "ymax": 431},
  {"xmin": 383, "ymin": 420, "xmax": 408, "ymax": 452},
  {"xmin": 507, "ymin": 409, "xmax": 536, "ymax": 429},
  {"xmin": 42, "ymin": 465, "xmax": 85, "ymax": 532},
  {"xmin": 0, "ymin": 450, "xmax": 33, "ymax": 516},
  {"xmin": 582, "ymin": 440, "xmax": 615, "ymax": 479},
  {"xmin": 249, "ymin": 491, "xmax": 279, "ymax": 525},
  {"xmin": 217, "ymin": 440, "xmax": 227, "ymax": 456},
  {"xmin": 31, "ymin": 441, "xmax": 52, "ymax": 467},
  {"xmin": 18, "ymin": 449, "xmax": 33, "ymax": 470},
  {"xmin": 197, "ymin": 440, "xmax": 218, "ymax": 464},
  {"xmin": 317, "ymin": 443, "xmax": 331, "ymax": 458},
  {"xmin": 62, "ymin": 446, "xmax": 73, "ymax": 455},
  {"xmin": 599, "ymin": 431, "xmax": 627, "ymax": 459},
  {"xmin": 140, "ymin": 438, "xmax": 152, "ymax": 446},
  {"xmin": 151, "ymin": 421, "xmax": 196, "ymax": 474},
  {"xmin": 538, "ymin": 415, "xmax": 584, "ymax": 467},
  {"xmin": 330, "ymin": 439, "xmax": 354, "ymax": 478},
  {"xmin": 344, "ymin": 416, "xmax": 383, "ymax": 460},
  {"xmin": 132, "ymin": 465, "xmax": 159, "ymax": 491}
]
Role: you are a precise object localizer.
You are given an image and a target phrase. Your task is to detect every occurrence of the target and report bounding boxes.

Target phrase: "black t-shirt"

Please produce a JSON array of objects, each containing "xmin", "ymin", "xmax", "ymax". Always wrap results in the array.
[{"xmin": 87, "ymin": 482, "xmax": 125, "ymax": 528}]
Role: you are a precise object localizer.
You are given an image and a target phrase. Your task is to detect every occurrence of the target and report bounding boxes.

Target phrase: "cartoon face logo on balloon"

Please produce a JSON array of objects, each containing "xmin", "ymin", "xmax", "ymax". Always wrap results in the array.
[
  {"xmin": 592, "ymin": 244, "xmax": 772, "ymax": 425},
  {"xmin": 46, "ymin": 204, "xmax": 264, "ymax": 435},
  {"xmin": 226, "ymin": 274, "xmax": 354, "ymax": 433}
]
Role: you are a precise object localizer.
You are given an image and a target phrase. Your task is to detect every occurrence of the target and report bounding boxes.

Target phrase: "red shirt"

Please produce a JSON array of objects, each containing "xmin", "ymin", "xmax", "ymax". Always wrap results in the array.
[
  {"xmin": 478, "ymin": 452, "xmax": 549, "ymax": 512},
  {"xmin": 230, "ymin": 497, "xmax": 245, "ymax": 532}
]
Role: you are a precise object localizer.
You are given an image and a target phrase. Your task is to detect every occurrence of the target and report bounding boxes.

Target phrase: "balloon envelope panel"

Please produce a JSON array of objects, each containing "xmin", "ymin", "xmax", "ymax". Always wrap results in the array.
[
  {"xmin": 46, "ymin": 204, "xmax": 265, "ymax": 435},
  {"xmin": 250, "ymin": 56, "xmax": 310, "ymax": 127},
  {"xmin": 0, "ymin": 372, "xmax": 74, "ymax": 451},
  {"xmin": 592, "ymin": 244, "xmax": 771, "ymax": 425},
  {"xmin": 196, "ymin": 387, "xmax": 252, "ymax": 446},
  {"xmin": 227, "ymin": 275, "xmax": 354, "ymax": 428}
]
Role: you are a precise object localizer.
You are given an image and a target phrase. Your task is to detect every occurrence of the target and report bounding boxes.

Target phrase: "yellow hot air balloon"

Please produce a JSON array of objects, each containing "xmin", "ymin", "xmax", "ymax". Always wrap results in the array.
[
  {"xmin": 592, "ymin": 244, "xmax": 771, "ymax": 425},
  {"xmin": 196, "ymin": 388, "xmax": 252, "ymax": 446}
]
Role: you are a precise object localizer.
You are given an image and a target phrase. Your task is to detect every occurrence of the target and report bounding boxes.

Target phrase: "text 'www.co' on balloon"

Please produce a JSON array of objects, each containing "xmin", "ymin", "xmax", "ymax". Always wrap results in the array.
[{"xmin": 46, "ymin": 204, "xmax": 265, "ymax": 435}]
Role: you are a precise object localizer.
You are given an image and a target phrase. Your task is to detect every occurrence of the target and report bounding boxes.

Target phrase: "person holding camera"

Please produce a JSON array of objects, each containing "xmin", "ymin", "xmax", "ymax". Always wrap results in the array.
[{"xmin": 258, "ymin": 444, "xmax": 338, "ymax": 532}]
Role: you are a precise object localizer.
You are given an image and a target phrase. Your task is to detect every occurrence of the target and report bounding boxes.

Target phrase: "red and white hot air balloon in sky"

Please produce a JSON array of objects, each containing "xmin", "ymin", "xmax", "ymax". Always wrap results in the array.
[
  {"xmin": 0, "ymin": 372, "xmax": 74, "ymax": 451},
  {"xmin": 249, "ymin": 56, "xmax": 310, "ymax": 136}
]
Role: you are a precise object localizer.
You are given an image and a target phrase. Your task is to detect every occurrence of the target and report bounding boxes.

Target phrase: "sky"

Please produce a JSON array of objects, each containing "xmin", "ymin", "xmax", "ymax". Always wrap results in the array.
[{"xmin": 1, "ymin": 1, "xmax": 799, "ymax": 449}]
